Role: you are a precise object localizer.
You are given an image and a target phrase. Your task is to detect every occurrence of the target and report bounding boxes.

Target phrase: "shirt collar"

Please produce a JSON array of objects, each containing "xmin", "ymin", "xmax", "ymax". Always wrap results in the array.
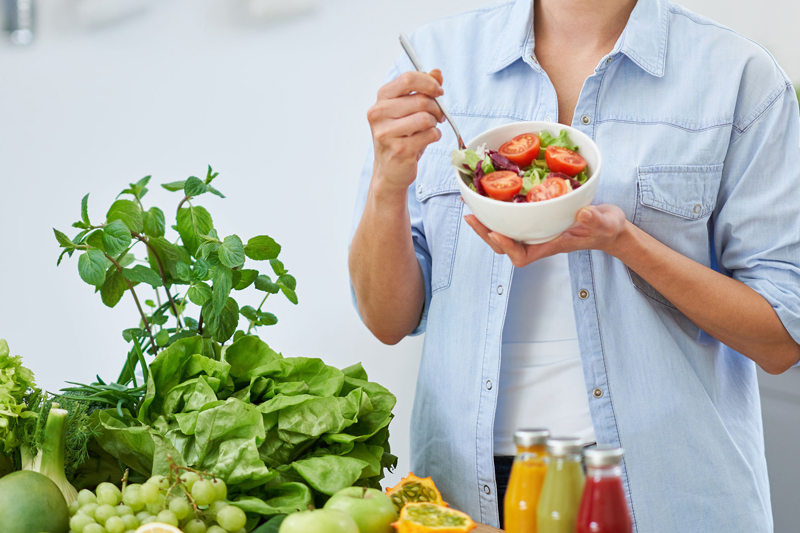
[{"xmin": 486, "ymin": 0, "xmax": 670, "ymax": 78}]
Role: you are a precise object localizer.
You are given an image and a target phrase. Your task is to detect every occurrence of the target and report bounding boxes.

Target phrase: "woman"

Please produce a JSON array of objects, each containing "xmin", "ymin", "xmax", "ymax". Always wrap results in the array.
[{"xmin": 349, "ymin": 0, "xmax": 800, "ymax": 530}]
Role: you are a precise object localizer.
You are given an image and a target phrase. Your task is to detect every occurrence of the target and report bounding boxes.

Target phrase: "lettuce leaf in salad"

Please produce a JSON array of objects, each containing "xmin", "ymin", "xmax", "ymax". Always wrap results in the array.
[
  {"xmin": 576, "ymin": 171, "xmax": 589, "ymax": 185},
  {"xmin": 538, "ymin": 130, "xmax": 579, "ymax": 151},
  {"xmin": 451, "ymin": 144, "xmax": 487, "ymax": 175},
  {"xmin": 521, "ymin": 167, "xmax": 549, "ymax": 195}
]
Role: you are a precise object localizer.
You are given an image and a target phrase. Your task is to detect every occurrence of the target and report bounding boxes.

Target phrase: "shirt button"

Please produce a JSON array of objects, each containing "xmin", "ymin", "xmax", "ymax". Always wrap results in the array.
[
  {"xmin": 483, "ymin": 485, "xmax": 491, "ymax": 494},
  {"xmin": 486, "ymin": 379, "xmax": 493, "ymax": 390},
  {"xmin": 693, "ymin": 204, "xmax": 702, "ymax": 214},
  {"xmin": 606, "ymin": 56, "xmax": 613, "ymax": 64},
  {"xmin": 578, "ymin": 289, "xmax": 589, "ymax": 300},
  {"xmin": 581, "ymin": 115, "xmax": 592, "ymax": 125},
  {"xmin": 497, "ymin": 285, "xmax": 504, "ymax": 295},
  {"xmin": 544, "ymin": 116, "xmax": 552, "ymax": 122},
  {"xmin": 417, "ymin": 184, "xmax": 423, "ymax": 194},
  {"xmin": 530, "ymin": 55, "xmax": 538, "ymax": 64},
  {"xmin": 593, "ymin": 388, "xmax": 604, "ymax": 398}
]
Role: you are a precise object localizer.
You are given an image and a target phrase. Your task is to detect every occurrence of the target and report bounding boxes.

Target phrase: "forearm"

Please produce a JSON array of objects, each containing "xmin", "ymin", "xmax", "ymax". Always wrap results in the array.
[
  {"xmin": 349, "ymin": 178, "xmax": 426, "ymax": 345},
  {"xmin": 609, "ymin": 222, "xmax": 800, "ymax": 373}
]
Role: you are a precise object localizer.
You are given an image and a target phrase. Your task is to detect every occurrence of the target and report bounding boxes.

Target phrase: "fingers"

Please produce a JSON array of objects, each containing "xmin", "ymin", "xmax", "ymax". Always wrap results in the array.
[
  {"xmin": 373, "ymin": 93, "xmax": 445, "ymax": 122},
  {"xmin": 464, "ymin": 215, "xmax": 505, "ymax": 254},
  {"xmin": 429, "ymin": 69, "xmax": 443, "ymax": 86},
  {"xmin": 378, "ymin": 71, "xmax": 443, "ymax": 100}
]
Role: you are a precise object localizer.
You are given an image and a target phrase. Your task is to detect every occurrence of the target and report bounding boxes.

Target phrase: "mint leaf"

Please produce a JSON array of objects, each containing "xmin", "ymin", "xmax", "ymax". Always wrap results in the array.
[
  {"xmin": 79, "ymin": 249, "xmax": 108, "ymax": 286},
  {"xmin": 208, "ymin": 185, "xmax": 225, "ymax": 199},
  {"xmin": 102, "ymin": 219, "xmax": 133, "ymax": 256},
  {"xmin": 279, "ymin": 284, "xmax": 298, "ymax": 305},
  {"xmin": 81, "ymin": 193, "xmax": 90, "ymax": 225},
  {"xmin": 161, "ymin": 180, "xmax": 186, "ymax": 192},
  {"xmin": 86, "ymin": 229, "xmax": 106, "ymax": 252},
  {"xmin": 106, "ymin": 199, "xmax": 143, "ymax": 233},
  {"xmin": 244, "ymin": 236, "xmax": 281, "ymax": 261},
  {"xmin": 257, "ymin": 311, "xmax": 278, "ymax": 326},
  {"xmin": 147, "ymin": 236, "xmax": 183, "ymax": 280},
  {"xmin": 218, "ymin": 235, "xmax": 245, "ymax": 269},
  {"xmin": 54, "ymin": 228, "xmax": 75, "ymax": 249},
  {"xmin": 212, "ymin": 265, "xmax": 233, "ymax": 315},
  {"xmin": 254, "ymin": 275, "xmax": 280, "ymax": 294},
  {"xmin": 234, "ymin": 269, "xmax": 258, "ymax": 290},
  {"xmin": 270, "ymin": 259, "xmax": 286, "ymax": 276},
  {"xmin": 187, "ymin": 282, "xmax": 212, "ymax": 306},
  {"xmin": 184, "ymin": 176, "xmax": 208, "ymax": 197},
  {"xmin": 123, "ymin": 265, "xmax": 163, "ymax": 288},
  {"xmin": 101, "ymin": 268, "xmax": 127, "ymax": 308},
  {"xmin": 155, "ymin": 330, "xmax": 170, "ymax": 346},
  {"xmin": 203, "ymin": 298, "xmax": 239, "ymax": 343},
  {"xmin": 176, "ymin": 261, "xmax": 192, "ymax": 282},
  {"xmin": 143, "ymin": 207, "xmax": 166, "ymax": 238},
  {"xmin": 240, "ymin": 305, "xmax": 258, "ymax": 321},
  {"xmin": 176, "ymin": 206, "xmax": 214, "ymax": 257},
  {"xmin": 278, "ymin": 274, "xmax": 296, "ymax": 291}
]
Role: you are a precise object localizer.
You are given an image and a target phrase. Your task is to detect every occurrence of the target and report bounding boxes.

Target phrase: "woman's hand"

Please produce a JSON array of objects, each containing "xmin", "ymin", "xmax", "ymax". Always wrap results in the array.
[
  {"xmin": 367, "ymin": 70, "xmax": 445, "ymax": 194},
  {"xmin": 464, "ymin": 204, "xmax": 629, "ymax": 267}
]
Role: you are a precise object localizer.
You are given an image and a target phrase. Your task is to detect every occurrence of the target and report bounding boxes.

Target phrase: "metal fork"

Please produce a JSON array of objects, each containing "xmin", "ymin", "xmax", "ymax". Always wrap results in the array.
[{"xmin": 399, "ymin": 33, "xmax": 466, "ymax": 150}]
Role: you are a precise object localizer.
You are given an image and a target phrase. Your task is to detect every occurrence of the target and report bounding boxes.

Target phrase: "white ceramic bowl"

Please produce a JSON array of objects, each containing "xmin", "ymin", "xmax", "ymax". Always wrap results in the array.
[{"xmin": 456, "ymin": 121, "xmax": 602, "ymax": 244}]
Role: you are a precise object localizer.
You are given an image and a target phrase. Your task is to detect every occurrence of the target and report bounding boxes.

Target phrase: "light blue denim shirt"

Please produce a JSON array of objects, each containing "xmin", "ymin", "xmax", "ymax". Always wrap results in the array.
[{"xmin": 350, "ymin": 0, "xmax": 800, "ymax": 530}]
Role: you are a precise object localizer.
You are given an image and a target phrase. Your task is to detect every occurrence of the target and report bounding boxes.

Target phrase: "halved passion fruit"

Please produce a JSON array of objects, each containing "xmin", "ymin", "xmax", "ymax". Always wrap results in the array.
[
  {"xmin": 392, "ymin": 502, "xmax": 476, "ymax": 533},
  {"xmin": 385, "ymin": 472, "xmax": 447, "ymax": 513}
]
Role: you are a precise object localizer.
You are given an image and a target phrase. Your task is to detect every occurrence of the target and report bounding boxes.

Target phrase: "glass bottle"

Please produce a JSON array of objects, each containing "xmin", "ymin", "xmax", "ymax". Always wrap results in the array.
[
  {"xmin": 504, "ymin": 428, "xmax": 550, "ymax": 533},
  {"xmin": 576, "ymin": 446, "xmax": 632, "ymax": 533},
  {"xmin": 537, "ymin": 437, "xmax": 585, "ymax": 533}
]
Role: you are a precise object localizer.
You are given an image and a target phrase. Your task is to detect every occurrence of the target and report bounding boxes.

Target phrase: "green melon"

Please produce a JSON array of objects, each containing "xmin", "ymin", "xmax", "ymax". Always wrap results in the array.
[{"xmin": 0, "ymin": 470, "xmax": 69, "ymax": 533}]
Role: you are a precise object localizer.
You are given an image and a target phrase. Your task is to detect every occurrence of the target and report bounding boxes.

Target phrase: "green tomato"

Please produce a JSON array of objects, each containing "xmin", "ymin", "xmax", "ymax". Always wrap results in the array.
[
  {"xmin": 210, "ymin": 478, "xmax": 227, "ymax": 502},
  {"xmin": 79, "ymin": 503, "xmax": 100, "ymax": 519},
  {"xmin": 180, "ymin": 472, "xmax": 201, "ymax": 491},
  {"xmin": 191, "ymin": 479, "xmax": 216, "ymax": 506},
  {"xmin": 169, "ymin": 496, "xmax": 192, "ymax": 520},
  {"xmin": 70, "ymin": 513, "xmax": 96, "ymax": 533},
  {"xmin": 216, "ymin": 505, "xmax": 246, "ymax": 532},
  {"xmin": 120, "ymin": 514, "xmax": 139, "ymax": 530},
  {"xmin": 78, "ymin": 489, "xmax": 98, "ymax": 506},
  {"xmin": 94, "ymin": 504, "xmax": 117, "ymax": 525},
  {"xmin": 96, "ymin": 482, "xmax": 122, "ymax": 506},
  {"xmin": 157, "ymin": 509, "xmax": 180, "ymax": 527},
  {"xmin": 104, "ymin": 515, "xmax": 125, "ymax": 533},
  {"xmin": 183, "ymin": 519, "xmax": 208, "ymax": 533}
]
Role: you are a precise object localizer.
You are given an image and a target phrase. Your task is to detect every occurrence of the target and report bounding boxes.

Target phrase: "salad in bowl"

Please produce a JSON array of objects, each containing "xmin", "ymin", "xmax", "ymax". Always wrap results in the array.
[{"xmin": 452, "ymin": 121, "xmax": 602, "ymax": 244}]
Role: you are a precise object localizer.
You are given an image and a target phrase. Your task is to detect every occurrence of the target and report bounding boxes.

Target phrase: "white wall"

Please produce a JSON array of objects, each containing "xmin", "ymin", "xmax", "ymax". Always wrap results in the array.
[{"xmin": 0, "ymin": 0, "xmax": 797, "ymax": 496}]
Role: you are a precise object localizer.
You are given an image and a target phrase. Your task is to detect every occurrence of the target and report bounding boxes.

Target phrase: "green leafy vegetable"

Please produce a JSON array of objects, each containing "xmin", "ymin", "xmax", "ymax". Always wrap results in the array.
[
  {"xmin": 0, "ymin": 339, "xmax": 38, "ymax": 456},
  {"xmin": 538, "ymin": 130, "xmax": 579, "ymax": 151}
]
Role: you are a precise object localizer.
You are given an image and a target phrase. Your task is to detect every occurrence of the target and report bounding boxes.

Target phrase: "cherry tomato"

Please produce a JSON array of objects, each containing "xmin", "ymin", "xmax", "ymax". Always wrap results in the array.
[
  {"xmin": 526, "ymin": 177, "xmax": 573, "ymax": 202},
  {"xmin": 498, "ymin": 134, "xmax": 540, "ymax": 167},
  {"xmin": 544, "ymin": 145, "xmax": 587, "ymax": 176},
  {"xmin": 482, "ymin": 170, "xmax": 522, "ymax": 201}
]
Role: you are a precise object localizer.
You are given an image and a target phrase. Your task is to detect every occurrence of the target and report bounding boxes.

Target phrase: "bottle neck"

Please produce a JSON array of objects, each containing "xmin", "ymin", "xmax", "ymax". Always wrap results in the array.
[
  {"xmin": 548, "ymin": 452, "xmax": 583, "ymax": 464},
  {"xmin": 586, "ymin": 463, "xmax": 623, "ymax": 478},
  {"xmin": 515, "ymin": 444, "xmax": 547, "ymax": 461}
]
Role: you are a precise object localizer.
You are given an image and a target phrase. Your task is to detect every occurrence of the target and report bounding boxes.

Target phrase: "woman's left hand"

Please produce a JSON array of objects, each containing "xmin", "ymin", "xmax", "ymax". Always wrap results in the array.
[{"xmin": 464, "ymin": 204, "xmax": 629, "ymax": 267}]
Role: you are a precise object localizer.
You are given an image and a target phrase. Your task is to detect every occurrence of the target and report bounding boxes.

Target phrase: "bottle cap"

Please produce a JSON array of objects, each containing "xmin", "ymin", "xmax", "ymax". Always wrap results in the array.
[
  {"xmin": 513, "ymin": 429, "xmax": 550, "ymax": 447},
  {"xmin": 583, "ymin": 445, "xmax": 624, "ymax": 467},
  {"xmin": 546, "ymin": 437, "xmax": 584, "ymax": 457}
]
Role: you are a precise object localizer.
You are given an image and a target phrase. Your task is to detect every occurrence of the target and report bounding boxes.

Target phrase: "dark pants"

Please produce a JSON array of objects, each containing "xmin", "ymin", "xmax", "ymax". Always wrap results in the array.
[{"xmin": 494, "ymin": 455, "xmax": 515, "ymax": 530}]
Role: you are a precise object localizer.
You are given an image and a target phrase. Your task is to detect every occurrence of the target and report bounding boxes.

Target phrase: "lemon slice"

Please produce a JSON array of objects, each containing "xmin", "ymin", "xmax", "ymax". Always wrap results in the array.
[
  {"xmin": 135, "ymin": 523, "xmax": 183, "ymax": 533},
  {"xmin": 393, "ymin": 502, "xmax": 476, "ymax": 533}
]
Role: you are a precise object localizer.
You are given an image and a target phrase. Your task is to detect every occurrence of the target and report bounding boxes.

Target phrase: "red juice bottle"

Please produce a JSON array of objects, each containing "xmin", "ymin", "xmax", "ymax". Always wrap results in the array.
[{"xmin": 577, "ymin": 446, "xmax": 632, "ymax": 533}]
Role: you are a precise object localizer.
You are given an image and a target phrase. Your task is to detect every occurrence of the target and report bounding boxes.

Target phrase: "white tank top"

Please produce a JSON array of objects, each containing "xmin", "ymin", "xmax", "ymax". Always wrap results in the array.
[{"xmin": 493, "ymin": 253, "xmax": 596, "ymax": 456}]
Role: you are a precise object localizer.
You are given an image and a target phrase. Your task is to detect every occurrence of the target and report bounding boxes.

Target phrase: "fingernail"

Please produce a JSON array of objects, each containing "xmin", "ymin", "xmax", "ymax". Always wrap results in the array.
[
  {"xmin": 439, "ymin": 116, "xmax": 446, "ymax": 123},
  {"xmin": 489, "ymin": 233, "xmax": 499, "ymax": 243},
  {"xmin": 438, "ymin": 88, "xmax": 444, "ymax": 96}
]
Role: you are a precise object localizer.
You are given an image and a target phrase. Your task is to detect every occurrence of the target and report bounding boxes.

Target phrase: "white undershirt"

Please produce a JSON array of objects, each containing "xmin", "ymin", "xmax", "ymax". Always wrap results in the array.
[{"xmin": 493, "ymin": 253, "xmax": 596, "ymax": 456}]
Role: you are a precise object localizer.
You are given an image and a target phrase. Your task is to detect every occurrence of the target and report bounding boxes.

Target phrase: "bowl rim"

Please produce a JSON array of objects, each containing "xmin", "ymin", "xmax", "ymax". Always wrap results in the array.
[{"xmin": 457, "ymin": 121, "xmax": 602, "ymax": 208}]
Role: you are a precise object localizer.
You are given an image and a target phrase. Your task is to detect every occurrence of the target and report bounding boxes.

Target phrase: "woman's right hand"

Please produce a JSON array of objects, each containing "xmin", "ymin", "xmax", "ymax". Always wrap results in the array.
[{"xmin": 367, "ymin": 69, "xmax": 445, "ymax": 194}]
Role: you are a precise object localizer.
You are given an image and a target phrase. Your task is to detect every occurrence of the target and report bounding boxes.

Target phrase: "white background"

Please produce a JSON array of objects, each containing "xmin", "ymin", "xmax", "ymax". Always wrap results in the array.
[{"xmin": 0, "ymin": 0, "xmax": 798, "ymax": 526}]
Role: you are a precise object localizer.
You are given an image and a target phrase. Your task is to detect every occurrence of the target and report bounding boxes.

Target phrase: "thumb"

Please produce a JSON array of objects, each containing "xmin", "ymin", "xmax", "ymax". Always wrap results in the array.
[{"xmin": 576, "ymin": 207, "xmax": 600, "ymax": 228}]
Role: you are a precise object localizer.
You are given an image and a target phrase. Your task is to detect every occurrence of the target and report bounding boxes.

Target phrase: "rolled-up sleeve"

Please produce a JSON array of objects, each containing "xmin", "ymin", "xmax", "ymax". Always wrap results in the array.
[
  {"xmin": 348, "ymin": 66, "xmax": 432, "ymax": 337},
  {"xmin": 713, "ymin": 83, "xmax": 800, "ymax": 347}
]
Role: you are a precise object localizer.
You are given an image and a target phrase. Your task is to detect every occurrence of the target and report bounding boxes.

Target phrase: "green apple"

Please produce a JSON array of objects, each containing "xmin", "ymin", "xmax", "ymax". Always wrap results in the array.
[
  {"xmin": 324, "ymin": 487, "xmax": 399, "ymax": 533},
  {"xmin": 278, "ymin": 508, "xmax": 359, "ymax": 533}
]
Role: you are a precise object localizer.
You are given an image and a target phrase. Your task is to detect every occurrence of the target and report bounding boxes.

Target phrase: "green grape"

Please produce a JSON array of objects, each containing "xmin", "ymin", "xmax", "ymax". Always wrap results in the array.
[
  {"xmin": 104, "ymin": 515, "xmax": 125, "ymax": 533},
  {"xmin": 207, "ymin": 501, "xmax": 228, "ymax": 518},
  {"xmin": 120, "ymin": 514, "xmax": 139, "ymax": 530},
  {"xmin": 169, "ymin": 496, "xmax": 191, "ymax": 520},
  {"xmin": 115, "ymin": 505, "xmax": 133, "ymax": 517},
  {"xmin": 183, "ymin": 519, "xmax": 208, "ymax": 533},
  {"xmin": 124, "ymin": 530, "xmax": 138, "ymax": 533},
  {"xmin": 146, "ymin": 502, "xmax": 164, "ymax": 515},
  {"xmin": 79, "ymin": 503, "xmax": 100, "ymax": 519},
  {"xmin": 69, "ymin": 499, "xmax": 82, "ymax": 516},
  {"xmin": 122, "ymin": 484, "xmax": 144, "ymax": 511},
  {"xmin": 216, "ymin": 505, "xmax": 246, "ymax": 532},
  {"xmin": 140, "ymin": 515, "xmax": 158, "ymax": 525},
  {"xmin": 139, "ymin": 481, "xmax": 161, "ymax": 504},
  {"xmin": 180, "ymin": 471, "xmax": 201, "ymax": 491},
  {"xmin": 156, "ymin": 509, "xmax": 179, "ymax": 527},
  {"xmin": 207, "ymin": 526, "xmax": 227, "ymax": 533},
  {"xmin": 94, "ymin": 504, "xmax": 117, "ymax": 525},
  {"xmin": 149, "ymin": 474, "xmax": 170, "ymax": 491},
  {"xmin": 70, "ymin": 513, "xmax": 96, "ymax": 533},
  {"xmin": 78, "ymin": 489, "xmax": 98, "ymax": 506},
  {"xmin": 209, "ymin": 478, "xmax": 227, "ymax": 502},
  {"xmin": 135, "ymin": 511, "xmax": 152, "ymax": 523},
  {"xmin": 191, "ymin": 480, "xmax": 216, "ymax": 506},
  {"xmin": 96, "ymin": 482, "xmax": 122, "ymax": 506},
  {"xmin": 230, "ymin": 529, "xmax": 246, "ymax": 533},
  {"xmin": 83, "ymin": 523, "xmax": 106, "ymax": 533}
]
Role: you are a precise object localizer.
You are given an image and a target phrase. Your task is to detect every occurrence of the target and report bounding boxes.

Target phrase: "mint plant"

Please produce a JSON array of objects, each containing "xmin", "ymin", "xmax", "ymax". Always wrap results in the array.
[{"xmin": 53, "ymin": 166, "xmax": 298, "ymax": 386}]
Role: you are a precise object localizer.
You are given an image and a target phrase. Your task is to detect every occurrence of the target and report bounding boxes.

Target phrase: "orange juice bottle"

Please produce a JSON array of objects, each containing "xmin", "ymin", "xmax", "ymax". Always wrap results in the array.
[{"xmin": 504, "ymin": 429, "xmax": 550, "ymax": 533}]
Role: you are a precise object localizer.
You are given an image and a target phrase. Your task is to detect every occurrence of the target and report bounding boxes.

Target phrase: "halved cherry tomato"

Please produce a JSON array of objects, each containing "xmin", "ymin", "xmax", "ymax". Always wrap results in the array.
[
  {"xmin": 499, "ymin": 134, "xmax": 540, "ymax": 167},
  {"xmin": 482, "ymin": 171, "xmax": 522, "ymax": 201},
  {"xmin": 544, "ymin": 145, "xmax": 587, "ymax": 176},
  {"xmin": 526, "ymin": 177, "xmax": 573, "ymax": 202}
]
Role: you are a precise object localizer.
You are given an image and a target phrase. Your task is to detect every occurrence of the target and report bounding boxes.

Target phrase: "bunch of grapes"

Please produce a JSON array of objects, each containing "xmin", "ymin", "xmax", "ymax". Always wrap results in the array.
[{"xmin": 67, "ymin": 464, "xmax": 248, "ymax": 533}]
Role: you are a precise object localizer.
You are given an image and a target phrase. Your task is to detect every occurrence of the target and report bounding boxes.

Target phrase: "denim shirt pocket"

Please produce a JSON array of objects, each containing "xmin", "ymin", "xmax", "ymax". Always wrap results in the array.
[
  {"xmin": 415, "ymin": 150, "xmax": 464, "ymax": 294},
  {"xmin": 630, "ymin": 164, "xmax": 724, "ymax": 308}
]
